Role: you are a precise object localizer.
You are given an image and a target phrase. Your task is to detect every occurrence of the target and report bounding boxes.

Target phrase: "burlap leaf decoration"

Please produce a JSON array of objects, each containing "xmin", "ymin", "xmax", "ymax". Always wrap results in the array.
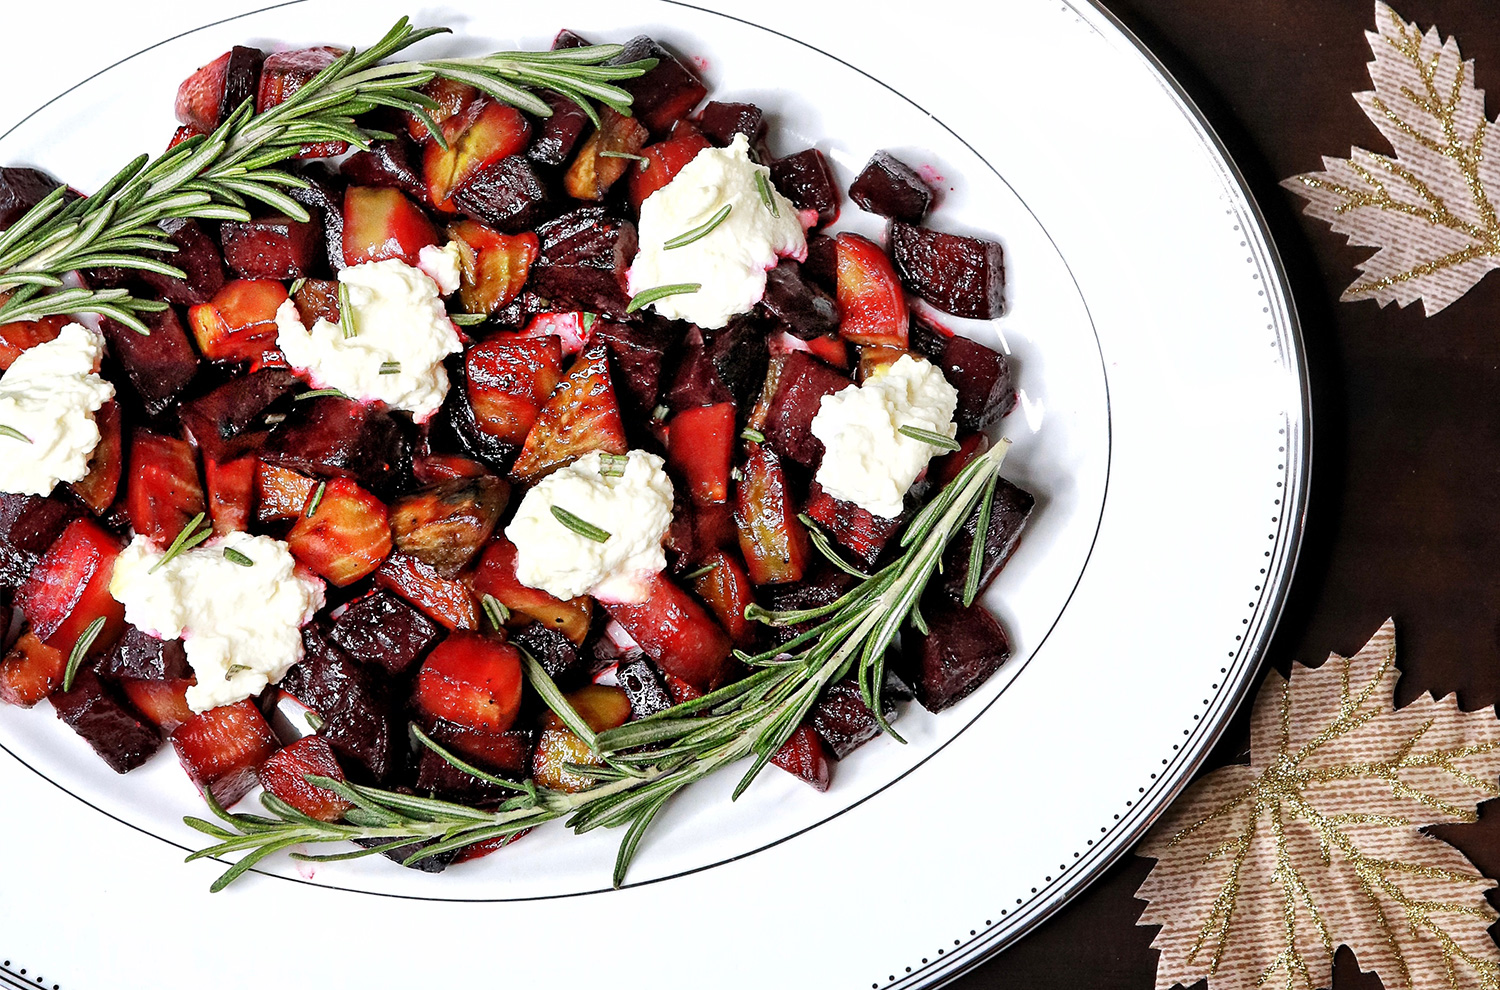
[
  {"xmin": 1283, "ymin": 3, "xmax": 1500, "ymax": 316},
  {"xmin": 1136, "ymin": 620, "xmax": 1500, "ymax": 990}
]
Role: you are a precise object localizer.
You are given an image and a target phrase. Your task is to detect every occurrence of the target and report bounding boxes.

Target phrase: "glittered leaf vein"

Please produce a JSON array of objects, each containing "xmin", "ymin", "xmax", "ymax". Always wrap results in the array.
[{"xmin": 1136, "ymin": 619, "xmax": 1500, "ymax": 990}]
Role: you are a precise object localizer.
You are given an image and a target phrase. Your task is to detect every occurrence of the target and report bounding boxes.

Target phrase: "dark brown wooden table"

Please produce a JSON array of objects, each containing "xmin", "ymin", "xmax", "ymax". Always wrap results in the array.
[{"xmin": 956, "ymin": 2, "xmax": 1500, "ymax": 987}]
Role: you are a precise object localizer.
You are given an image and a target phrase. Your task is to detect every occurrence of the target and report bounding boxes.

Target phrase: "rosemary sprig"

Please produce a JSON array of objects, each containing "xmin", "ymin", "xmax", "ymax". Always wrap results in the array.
[
  {"xmin": 664, "ymin": 203, "xmax": 732, "ymax": 250},
  {"xmin": 480, "ymin": 593, "xmax": 509, "ymax": 631},
  {"xmin": 626, "ymin": 283, "xmax": 700, "ymax": 314},
  {"xmin": 898, "ymin": 425, "xmax": 960, "ymax": 451},
  {"xmin": 379, "ymin": 361, "xmax": 401, "ymax": 375},
  {"xmin": 185, "ymin": 438, "xmax": 1013, "ymax": 891},
  {"xmin": 551, "ymin": 506, "xmax": 611, "ymax": 543},
  {"xmin": 755, "ymin": 171, "xmax": 779, "ymax": 217},
  {"xmin": 61, "ymin": 616, "xmax": 107, "ymax": 692},
  {"xmin": 0, "ymin": 19, "xmax": 655, "ymax": 334},
  {"xmin": 337, "ymin": 282, "xmax": 357, "ymax": 339},
  {"xmin": 149, "ymin": 512, "xmax": 211, "ymax": 573}
]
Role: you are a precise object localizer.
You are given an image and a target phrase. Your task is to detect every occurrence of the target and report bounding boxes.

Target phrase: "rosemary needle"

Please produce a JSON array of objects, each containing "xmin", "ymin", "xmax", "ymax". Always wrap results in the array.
[
  {"xmin": 481, "ymin": 593, "xmax": 510, "ymax": 631},
  {"xmin": 61, "ymin": 616, "xmax": 107, "ymax": 693},
  {"xmin": 755, "ymin": 171, "xmax": 779, "ymax": 217},
  {"xmin": 222, "ymin": 547, "xmax": 255, "ymax": 567},
  {"xmin": 626, "ymin": 283, "xmax": 701, "ymax": 314},
  {"xmin": 149, "ymin": 513, "xmax": 210, "ymax": 574},
  {"xmin": 898, "ymin": 425, "xmax": 961, "ymax": 451},
  {"xmin": 0, "ymin": 425, "xmax": 32, "ymax": 444},
  {"xmin": 664, "ymin": 203, "xmax": 732, "ymax": 249},
  {"xmin": 305, "ymin": 482, "xmax": 327, "ymax": 518},
  {"xmin": 551, "ymin": 506, "xmax": 611, "ymax": 543}
]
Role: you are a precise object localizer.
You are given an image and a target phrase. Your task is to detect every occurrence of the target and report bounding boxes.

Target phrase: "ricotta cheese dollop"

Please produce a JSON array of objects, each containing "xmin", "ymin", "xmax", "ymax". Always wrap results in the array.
[
  {"xmin": 628, "ymin": 133, "xmax": 807, "ymax": 329},
  {"xmin": 0, "ymin": 323, "xmax": 115, "ymax": 496},
  {"xmin": 810, "ymin": 354, "xmax": 960, "ymax": 519},
  {"xmin": 109, "ymin": 531, "xmax": 326, "ymax": 712},
  {"xmin": 505, "ymin": 450, "xmax": 674, "ymax": 602},
  {"xmin": 275, "ymin": 258, "xmax": 463, "ymax": 420},
  {"xmin": 417, "ymin": 241, "xmax": 464, "ymax": 296}
]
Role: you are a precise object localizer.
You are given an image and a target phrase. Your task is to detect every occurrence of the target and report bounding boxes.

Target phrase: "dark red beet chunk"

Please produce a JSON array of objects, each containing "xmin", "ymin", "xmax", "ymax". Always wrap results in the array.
[
  {"xmin": 803, "ymin": 479, "xmax": 912, "ymax": 567},
  {"xmin": 103, "ymin": 308, "xmax": 200, "ymax": 417},
  {"xmin": 803, "ymin": 234, "xmax": 838, "ymax": 293},
  {"xmin": 618, "ymin": 656, "xmax": 674, "ymax": 720},
  {"xmin": 527, "ymin": 90, "xmax": 593, "ymax": 167},
  {"xmin": 286, "ymin": 169, "xmax": 346, "ymax": 274},
  {"xmin": 609, "ymin": 36, "xmax": 708, "ymax": 137},
  {"xmin": 938, "ymin": 477, "xmax": 1034, "ymax": 603},
  {"xmin": 888, "ymin": 221, "xmax": 1005, "ymax": 319},
  {"xmin": 589, "ymin": 318, "xmax": 680, "ymax": 416},
  {"xmin": 0, "ymin": 167, "xmax": 73, "ymax": 230},
  {"xmin": 552, "ymin": 29, "xmax": 591, "ymax": 49},
  {"xmin": 281, "ymin": 628, "xmax": 400, "ymax": 784},
  {"xmin": 0, "ymin": 493, "xmax": 77, "ymax": 559},
  {"xmin": 221, "ymin": 47, "xmax": 266, "ymax": 124},
  {"xmin": 341, "ymin": 138, "xmax": 424, "ymax": 198},
  {"xmin": 936, "ymin": 333, "xmax": 1016, "ymax": 431},
  {"xmin": 509, "ymin": 621, "xmax": 586, "ymax": 684},
  {"xmin": 328, "ymin": 590, "xmax": 441, "ymax": 676},
  {"xmin": 139, "ymin": 218, "xmax": 226, "ymax": 306},
  {"xmin": 415, "ymin": 747, "xmax": 516, "ymax": 806},
  {"xmin": 697, "ymin": 101, "xmax": 765, "ymax": 147},
  {"xmin": 179, "ymin": 368, "xmax": 299, "ymax": 463},
  {"xmin": 219, "ymin": 213, "xmax": 322, "ymax": 279},
  {"xmin": 50, "ymin": 669, "xmax": 161, "ymax": 773},
  {"xmin": 667, "ymin": 344, "xmax": 733, "ymax": 412},
  {"xmin": 901, "ymin": 598, "xmax": 1012, "ymax": 712},
  {"xmin": 353, "ymin": 835, "xmax": 460, "ymax": 873},
  {"xmin": 257, "ymin": 735, "xmax": 352, "ymax": 821},
  {"xmin": 760, "ymin": 260, "xmax": 838, "ymax": 339},
  {"xmin": 172, "ymin": 700, "xmax": 279, "ymax": 805},
  {"xmin": 762, "ymin": 567, "xmax": 855, "ymax": 646},
  {"xmin": 810, "ymin": 678, "xmax": 895, "ymax": 760},
  {"xmin": 770, "ymin": 149, "xmax": 840, "ymax": 227},
  {"xmin": 770, "ymin": 724, "xmax": 832, "ymax": 791},
  {"xmin": 452, "ymin": 156, "xmax": 551, "ymax": 233},
  {"xmin": 423, "ymin": 717, "xmax": 533, "ymax": 775},
  {"xmin": 703, "ymin": 316, "xmax": 772, "ymax": 408},
  {"xmin": 95, "ymin": 624, "xmax": 191, "ymax": 681},
  {"xmin": 762, "ymin": 350, "xmax": 850, "ymax": 466},
  {"xmin": 848, "ymin": 151, "xmax": 933, "ymax": 223},
  {"xmin": 263, "ymin": 396, "xmax": 409, "ymax": 496},
  {"xmin": 530, "ymin": 207, "xmax": 637, "ymax": 316}
]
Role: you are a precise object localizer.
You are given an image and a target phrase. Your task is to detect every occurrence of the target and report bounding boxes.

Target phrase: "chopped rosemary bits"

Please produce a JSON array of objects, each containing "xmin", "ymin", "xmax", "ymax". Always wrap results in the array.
[
  {"xmin": 683, "ymin": 560, "xmax": 721, "ymax": 581},
  {"xmin": 288, "ymin": 277, "xmax": 306, "ymax": 297},
  {"xmin": 379, "ymin": 361, "xmax": 402, "ymax": 375},
  {"xmin": 626, "ymin": 283, "xmax": 701, "ymax": 314},
  {"xmin": 581, "ymin": 312, "xmax": 598, "ymax": 333},
  {"xmin": 755, "ymin": 171, "xmax": 779, "ymax": 217},
  {"xmin": 306, "ymin": 481, "xmax": 327, "ymax": 518},
  {"xmin": 224, "ymin": 663, "xmax": 251, "ymax": 680},
  {"xmin": 295, "ymin": 388, "xmax": 348, "ymax": 401},
  {"xmin": 0, "ymin": 425, "xmax": 32, "ymax": 444},
  {"xmin": 222, "ymin": 547, "xmax": 255, "ymax": 567},
  {"xmin": 337, "ymin": 281, "xmax": 356, "ymax": 338},
  {"xmin": 898, "ymin": 425, "xmax": 961, "ymax": 451},
  {"xmin": 263, "ymin": 412, "xmax": 287, "ymax": 426},
  {"xmin": 599, "ymin": 452, "xmax": 628, "ymax": 478},
  {"xmin": 551, "ymin": 506, "xmax": 611, "ymax": 543},
  {"xmin": 740, "ymin": 427, "xmax": 765, "ymax": 443},
  {"xmin": 304, "ymin": 711, "xmax": 325, "ymax": 733},
  {"xmin": 664, "ymin": 203, "xmax": 732, "ymax": 250},
  {"xmin": 652, "ymin": 404, "xmax": 670, "ymax": 421},
  {"xmin": 61, "ymin": 616, "xmax": 107, "ymax": 692},
  {"xmin": 149, "ymin": 512, "xmax": 211, "ymax": 574},
  {"xmin": 450, "ymin": 313, "xmax": 487, "ymax": 326},
  {"xmin": 481, "ymin": 593, "xmax": 510, "ymax": 631}
]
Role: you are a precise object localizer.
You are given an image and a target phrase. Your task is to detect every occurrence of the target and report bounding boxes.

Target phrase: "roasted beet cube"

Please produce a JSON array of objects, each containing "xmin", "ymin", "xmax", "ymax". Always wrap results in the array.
[
  {"xmin": 609, "ymin": 36, "xmax": 708, "ymax": 137},
  {"xmin": 187, "ymin": 278, "xmax": 287, "ymax": 366},
  {"xmin": 16, "ymin": 517, "xmax": 125, "ymax": 654},
  {"xmin": 423, "ymin": 716, "xmax": 533, "ymax": 775},
  {"xmin": 342, "ymin": 138, "xmax": 424, "ymax": 198},
  {"xmin": 803, "ymin": 234, "xmax": 838, "ymax": 293},
  {"xmin": 938, "ymin": 478, "xmax": 1034, "ymax": 603},
  {"xmin": 179, "ymin": 368, "xmax": 298, "ymax": 463},
  {"xmin": 770, "ymin": 723, "xmax": 832, "ymax": 791},
  {"xmin": 687, "ymin": 549, "xmax": 756, "ymax": 646},
  {"xmin": 901, "ymin": 598, "xmax": 1012, "ymax": 712},
  {"xmin": 810, "ymin": 678, "xmax": 896, "ymax": 760},
  {"xmin": 172, "ymin": 699, "xmax": 278, "ymax": 804},
  {"xmin": 292, "ymin": 278, "xmax": 341, "ymax": 326},
  {"xmin": 760, "ymin": 260, "xmax": 838, "ymax": 340},
  {"xmin": 472, "ymin": 537, "xmax": 591, "ymax": 644},
  {"xmin": 761, "ymin": 350, "xmax": 850, "ymax": 466},
  {"xmin": 415, "ymin": 632, "xmax": 525, "ymax": 733},
  {"xmin": 286, "ymin": 477, "xmax": 393, "ymax": 587},
  {"xmin": 565, "ymin": 108, "xmax": 650, "ymax": 201},
  {"xmin": 68, "ymin": 401, "xmax": 123, "ymax": 516},
  {"xmin": 375, "ymin": 552, "xmax": 480, "ymax": 631},
  {"xmin": 888, "ymin": 221, "xmax": 1005, "ymax": 319},
  {"xmin": 126, "ymin": 430, "xmax": 206, "ymax": 546},
  {"xmin": 770, "ymin": 149, "xmax": 840, "ymax": 227},
  {"xmin": 704, "ymin": 316, "xmax": 772, "ymax": 408},
  {"xmin": 354, "ymin": 835, "xmax": 461, "ymax": 873},
  {"xmin": 0, "ymin": 316, "xmax": 64, "ymax": 371},
  {"xmin": 528, "ymin": 90, "xmax": 594, "ymax": 168},
  {"xmin": 588, "ymin": 319, "xmax": 679, "ymax": 415},
  {"xmin": 328, "ymin": 590, "xmax": 441, "ymax": 676},
  {"xmin": 836, "ymin": 232, "xmax": 908, "ymax": 348},
  {"xmin": 342, "ymin": 186, "xmax": 437, "ymax": 268},
  {"xmin": 424, "ymin": 100, "xmax": 533, "ymax": 211},
  {"xmin": 936, "ymin": 334, "xmax": 1016, "ymax": 431},
  {"xmin": 174, "ymin": 46, "xmax": 264, "ymax": 132},
  {"xmin": 604, "ymin": 573, "xmax": 731, "ymax": 689},
  {"xmin": 453, "ymin": 155, "xmax": 551, "ymax": 232},
  {"xmin": 256, "ymin": 47, "xmax": 348, "ymax": 157},
  {"xmin": 118, "ymin": 677, "xmax": 194, "ymax": 732},
  {"xmin": 281, "ymin": 629, "xmax": 399, "ymax": 784},
  {"xmin": 509, "ymin": 620, "xmax": 586, "ymax": 684},
  {"xmin": 803, "ymin": 480, "xmax": 911, "ymax": 568},
  {"xmin": 0, "ymin": 493, "xmax": 77, "ymax": 587},
  {"xmin": 139, "ymin": 218, "xmax": 226, "ymax": 306},
  {"xmin": 103, "ymin": 308, "xmax": 199, "ymax": 417},
  {"xmin": 464, "ymin": 332, "xmax": 562, "ymax": 446},
  {"xmin": 617, "ymin": 656, "xmax": 673, "ymax": 719},
  {"xmin": 287, "ymin": 170, "xmax": 346, "ymax": 274},
  {"xmin": 848, "ymin": 151, "xmax": 933, "ymax": 223},
  {"xmin": 255, "ymin": 461, "xmax": 315, "ymax": 522},
  {"xmin": 530, "ymin": 207, "xmax": 637, "ymax": 316},
  {"xmin": 204, "ymin": 455, "xmax": 256, "ymax": 535},
  {"xmin": 669, "ymin": 403, "xmax": 734, "ymax": 505},
  {"xmin": 257, "ymin": 734, "xmax": 353, "ymax": 821},
  {"xmin": 626, "ymin": 121, "xmax": 711, "ymax": 212},
  {"xmin": 51, "ymin": 669, "xmax": 161, "ymax": 773},
  {"xmin": 390, "ymin": 477, "xmax": 508, "ymax": 579},
  {"xmin": 667, "ymin": 344, "xmax": 733, "ymax": 412},
  {"xmin": 0, "ymin": 631, "xmax": 66, "ymax": 708},
  {"xmin": 95, "ymin": 624, "xmax": 190, "ymax": 681},
  {"xmin": 762, "ymin": 566, "xmax": 855, "ymax": 646},
  {"xmin": 511, "ymin": 343, "xmax": 628, "ymax": 482},
  {"xmin": 448, "ymin": 221, "xmax": 540, "ymax": 315},
  {"xmin": 697, "ymin": 101, "xmax": 765, "ymax": 147},
  {"xmin": 220, "ymin": 213, "xmax": 322, "ymax": 279},
  {"xmin": 415, "ymin": 747, "xmax": 515, "ymax": 806},
  {"xmin": 0, "ymin": 167, "xmax": 71, "ymax": 231},
  {"xmin": 263, "ymin": 396, "xmax": 409, "ymax": 495}
]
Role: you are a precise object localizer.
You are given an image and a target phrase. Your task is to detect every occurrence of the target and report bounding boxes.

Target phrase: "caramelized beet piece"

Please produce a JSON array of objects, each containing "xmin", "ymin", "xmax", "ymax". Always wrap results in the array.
[
  {"xmin": 0, "ymin": 632, "xmax": 67, "ymax": 708},
  {"xmin": 618, "ymin": 656, "xmax": 673, "ymax": 719},
  {"xmin": 770, "ymin": 149, "xmax": 840, "ymax": 227},
  {"xmin": 0, "ymin": 167, "xmax": 72, "ymax": 230},
  {"xmin": 403, "ymin": 77, "xmax": 480, "ymax": 143},
  {"xmin": 95, "ymin": 624, "xmax": 190, "ymax": 681},
  {"xmin": 810, "ymin": 678, "xmax": 895, "ymax": 760},
  {"xmin": 586, "ymin": 319, "xmax": 678, "ymax": 416},
  {"xmin": 453, "ymin": 155, "xmax": 551, "ymax": 232},
  {"xmin": 423, "ymin": 716, "xmax": 532, "ymax": 775},
  {"xmin": 603, "ymin": 572, "xmax": 731, "ymax": 689},
  {"xmin": 172, "ymin": 699, "xmax": 278, "ymax": 804},
  {"xmin": 187, "ymin": 278, "xmax": 287, "ymax": 366},
  {"xmin": 342, "ymin": 186, "xmax": 437, "ymax": 268},
  {"xmin": 51, "ymin": 669, "xmax": 161, "ymax": 773},
  {"xmin": 282, "ymin": 629, "xmax": 399, "ymax": 784},
  {"xmin": 255, "ymin": 461, "xmax": 316, "ymax": 522},
  {"xmin": 328, "ymin": 590, "xmax": 442, "ymax": 676},
  {"xmin": 256, "ymin": 47, "xmax": 348, "ymax": 157},
  {"xmin": 509, "ymin": 621, "xmax": 586, "ymax": 683},
  {"xmin": 900, "ymin": 598, "xmax": 1012, "ymax": 712},
  {"xmin": 770, "ymin": 724, "xmax": 832, "ymax": 791},
  {"xmin": 119, "ymin": 677, "xmax": 194, "ymax": 731},
  {"xmin": 174, "ymin": 46, "xmax": 264, "ymax": 133},
  {"xmin": 293, "ymin": 278, "xmax": 341, "ymax": 326},
  {"xmin": 626, "ymin": 121, "xmax": 710, "ymax": 212},
  {"xmin": 415, "ymin": 747, "xmax": 516, "ymax": 806},
  {"xmin": 935, "ymin": 334, "xmax": 1016, "ymax": 431},
  {"xmin": 341, "ymin": 138, "xmax": 424, "ymax": 198},
  {"xmin": 511, "ymin": 343, "xmax": 628, "ymax": 482},
  {"xmin": 464, "ymin": 333, "xmax": 562, "ymax": 445},
  {"xmin": 528, "ymin": 90, "xmax": 593, "ymax": 167},
  {"xmin": 530, "ymin": 207, "xmax": 637, "ymax": 316},
  {"xmin": 220, "ymin": 213, "xmax": 322, "ymax": 279},
  {"xmin": 204, "ymin": 455, "xmax": 256, "ymax": 535},
  {"xmin": 704, "ymin": 316, "xmax": 772, "ymax": 408},
  {"xmin": 803, "ymin": 479, "xmax": 911, "ymax": 568},
  {"xmin": 669, "ymin": 403, "xmax": 734, "ymax": 505},
  {"xmin": 609, "ymin": 36, "xmax": 708, "ymax": 137},
  {"xmin": 390, "ymin": 477, "xmax": 508, "ymax": 578},
  {"xmin": 448, "ymin": 222, "xmax": 539, "ymax": 315},
  {"xmin": 415, "ymin": 632, "xmax": 524, "ymax": 733},
  {"xmin": 376, "ymin": 552, "xmax": 480, "ymax": 631},
  {"xmin": 803, "ymin": 234, "xmax": 838, "ymax": 292},
  {"xmin": 565, "ymin": 108, "xmax": 650, "ymax": 201},
  {"xmin": 126, "ymin": 430, "xmax": 206, "ymax": 546},
  {"xmin": 258, "ymin": 735, "xmax": 353, "ymax": 821},
  {"xmin": 734, "ymin": 442, "xmax": 812, "ymax": 587},
  {"xmin": 0, "ymin": 493, "xmax": 76, "ymax": 588},
  {"xmin": 353, "ymin": 835, "xmax": 460, "ymax": 873},
  {"xmin": 17, "ymin": 517, "xmax": 125, "ymax": 654},
  {"xmin": 938, "ymin": 478, "xmax": 1034, "ymax": 603},
  {"xmin": 424, "ymin": 100, "xmax": 533, "ymax": 212},
  {"xmin": 286, "ymin": 478, "xmax": 393, "ymax": 586},
  {"xmin": 760, "ymin": 260, "xmax": 839, "ymax": 339},
  {"xmin": 179, "ymin": 368, "xmax": 298, "ymax": 462},
  {"xmin": 286, "ymin": 171, "xmax": 346, "ymax": 274},
  {"xmin": 552, "ymin": 29, "xmax": 592, "ymax": 49},
  {"xmin": 68, "ymin": 400, "xmax": 123, "ymax": 516},
  {"xmin": 472, "ymin": 538, "xmax": 591, "ymax": 645},
  {"xmin": 762, "ymin": 567, "xmax": 855, "ymax": 646},
  {"xmin": 687, "ymin": 549, "xmax": 756, "ymax": 646},
  {"xmin": 761, "ymin": 351, "xmax": 850, "ymax": 466},
  {"xmin": 667, "ymin": 344, "xmax": 733, "ymax": 411},
  {"xmin": 836, "ymin": 232, "xmax": 908, "ymax": 348},
  {"xmin": 263, "ymin": 396, "xmax": 409, "ymax": 495},
  {"xmin": 698, "ymin": 101, "xmax": 765, "ymax": 147},
  {"xmin": 103, "ymin": 308, "xmax": 199, "ymax": 416},
  {"xmin": 0, "ymin": 316, "xmax": 64, "ymax": 370},
  {"xmin": 888, "ymin": 221, "xmax": 1006, "ymax": 319},
  {"xmin": 848, "ymin": 151, "xmax": 933, "ymax": 223},
  {"xmin": 140, "ymin": 218, "xmax": 226, "ymax": 306}
]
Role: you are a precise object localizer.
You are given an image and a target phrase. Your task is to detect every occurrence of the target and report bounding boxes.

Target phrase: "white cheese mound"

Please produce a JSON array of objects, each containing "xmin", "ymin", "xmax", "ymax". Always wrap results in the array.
[
  {"xmin": 0, "ymin": 323, "xmax": 115, "ymax": 496},
  {"xmin": 109, "ymin": 531, "xmax": 326, "ymax": 713},
  {"xmin": 810, "ymin": 354, "xmax": 959, "ymax": 519},
  {"xmin": 505, "ymin": 450, "xmax": 674, "ymax": 602},
  {"xmin": 417, "ymin": 241, "xmax": 464, "ymax": 295},
  {"xmin": 628, "ymin": 133, "xmax": 807, "ymax": 329},
  {"xmin": 275, "ymin": 258, "xmax": 463, "ymax": 421}
]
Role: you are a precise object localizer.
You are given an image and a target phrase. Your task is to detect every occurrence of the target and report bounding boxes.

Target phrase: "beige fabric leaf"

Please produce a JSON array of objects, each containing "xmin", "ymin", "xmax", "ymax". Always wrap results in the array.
[
  {"xmin": 1282, "ymin": 3, "xmax": 1500, "ymax": 316},
  {"xmin": 1136, "ymin": 620, "xmax": 1500, "ymax": 990}
]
